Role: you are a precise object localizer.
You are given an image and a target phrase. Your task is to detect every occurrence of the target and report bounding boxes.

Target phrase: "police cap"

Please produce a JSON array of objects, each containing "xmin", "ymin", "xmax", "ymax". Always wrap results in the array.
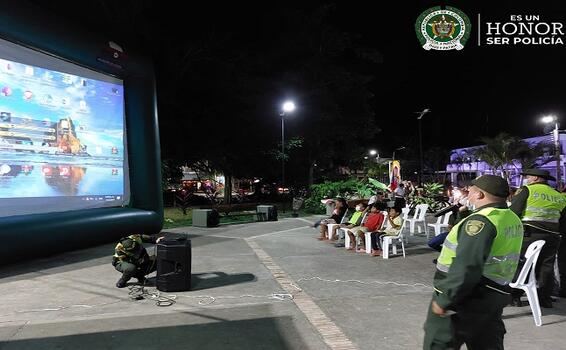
[
  {"xmin": 520, "ymin": 168, "xmax": 556, "ymax": 181},
  {"xmin": 120, "ymin": 238, "xmax": 136, "ymax": 250},
  {"xmin": 471, "ymin": 175, "xmax": 510, "ymax": 198}
]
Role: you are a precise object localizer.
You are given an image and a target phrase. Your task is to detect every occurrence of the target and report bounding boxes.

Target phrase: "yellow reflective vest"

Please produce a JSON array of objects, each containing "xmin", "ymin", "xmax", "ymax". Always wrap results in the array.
[
  {"xmin": 436, "ymin": 207, "xmax": 523, "ymax": 286},
  {"xmin": 523, "ymin": 183, "xmax": 566, "ymax": 223}
]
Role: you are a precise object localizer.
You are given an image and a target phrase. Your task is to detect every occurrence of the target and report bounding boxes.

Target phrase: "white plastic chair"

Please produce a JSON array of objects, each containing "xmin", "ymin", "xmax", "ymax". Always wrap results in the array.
[
  {"xmin": 405, "ymin": 204, "xmax": 428, "ymax": 235},
  {"xmin": 401, "ymin": 207, "xmax": 410, "ymax": 220},
  {"xmin": 326, "ymin": 208, "xmax": 349, "ymax": 239},
  {"xmin": 401, "ymin": 207, "xmax": 411, "ymax": 243},
  {"xmin": 509, "ymin": 240, "xmax": 546, "ymax": 327},
  {"xmin": 363, "ymin": 211, "xmax": 389, "ymax": 254},
  {"xmin": 344, "ymin": 212, "xmax": 368, "ymax": 250},
  {"xmin": 381, "ymin": 219, "xmax": 407, "ymax": 259},
  {"xmin": 427, "ymin": 211, "xmax": 453, "ymax": 239}
]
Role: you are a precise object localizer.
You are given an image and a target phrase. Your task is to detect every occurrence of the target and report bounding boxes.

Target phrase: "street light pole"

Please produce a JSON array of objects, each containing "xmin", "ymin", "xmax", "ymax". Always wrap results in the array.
[
  {"xmin": 280, "ymin": 101, "xmax": 296, "ymax": 189},
  {"xmin": 414, "ymin": 109, "xmax": 430, "ymax": 185},
  {"xmin": 418, "ymin": 118, "xmax": 424, "ymax": 185},
  {"xmin": 392, "ymin": 146, "xmax": 406, "ymax": 161},
  {"xmin": 281, "ymin": 113, "xmax": 285, "ymax": 188}
]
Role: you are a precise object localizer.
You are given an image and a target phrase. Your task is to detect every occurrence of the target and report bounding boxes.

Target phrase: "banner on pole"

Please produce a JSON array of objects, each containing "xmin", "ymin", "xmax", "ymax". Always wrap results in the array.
[{"xmin": 389, "ymin": 160, "xmax": 401, "ymax": 191}]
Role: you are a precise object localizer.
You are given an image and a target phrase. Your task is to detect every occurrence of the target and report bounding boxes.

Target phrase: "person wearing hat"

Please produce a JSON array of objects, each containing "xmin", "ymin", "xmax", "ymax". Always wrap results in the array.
[
  {"xmin": 509, "ymin": 168, "xmax": 566, "ymax": 307},
  {"xmin": 112, "ymin": 234, "xmax": 164, "ymax": 288},
  {"xmin": 423, "ymin": 175, "xmax": 523, "ymax": 350}
]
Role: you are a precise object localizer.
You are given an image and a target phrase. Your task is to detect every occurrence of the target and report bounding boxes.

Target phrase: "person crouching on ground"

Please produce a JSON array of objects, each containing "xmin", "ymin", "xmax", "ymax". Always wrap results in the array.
[
  {"xmin": 346, "ymin": 205, "xmax": 384, "ymax": 251},
  {"xmin": 370, "ymin": 207, "xmax": 403, "ymax": 256},
  {"xmin": 113, "ymin": 234, "xmax": 164, "ymax": 288}
]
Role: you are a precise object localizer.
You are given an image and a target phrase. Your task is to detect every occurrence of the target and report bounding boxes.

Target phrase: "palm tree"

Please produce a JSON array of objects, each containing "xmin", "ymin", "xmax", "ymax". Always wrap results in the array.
[
  {"xmin": 512, "ymin": 140, "xmax": 554, "ymax": 171},
  {"xmin": 470, "ymin": 133, "xmax": 554, "ymax": 182},
  {"xmin": 450, "ymin": 149, "xmax": 474, "ymax": 183},
  {"xmin": 470, "ymin": 133, "xmax": 521, "ymax": 180}
]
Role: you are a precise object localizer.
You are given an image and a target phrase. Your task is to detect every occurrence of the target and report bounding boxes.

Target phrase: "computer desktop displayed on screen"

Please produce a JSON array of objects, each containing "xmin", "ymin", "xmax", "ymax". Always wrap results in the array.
[
  {"xmin": 0, "ymin": 37, "xmax": 130, "ymax": 217},
  {"xmin": 0, "ymin": 1, "xmax": 163, "ymax": 264}
]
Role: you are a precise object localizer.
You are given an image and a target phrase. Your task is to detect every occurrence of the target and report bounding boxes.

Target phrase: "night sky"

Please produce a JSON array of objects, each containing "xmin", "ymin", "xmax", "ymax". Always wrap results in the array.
[{"xmin": 27, "ymin": 0, "xmax": 566, "ymax": 162}]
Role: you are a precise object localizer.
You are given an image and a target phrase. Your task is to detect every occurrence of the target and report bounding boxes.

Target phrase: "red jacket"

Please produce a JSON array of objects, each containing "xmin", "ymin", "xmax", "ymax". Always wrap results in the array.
[{"xmin": 363, "ymin": 212, "xmax": 384, "ymax": 231}]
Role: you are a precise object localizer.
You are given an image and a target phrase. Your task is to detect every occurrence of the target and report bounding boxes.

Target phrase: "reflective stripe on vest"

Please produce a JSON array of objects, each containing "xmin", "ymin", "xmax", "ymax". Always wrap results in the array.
[
  {"xmin": 436, "ymin": 207, "xmax": 524, "ymax": 286},
  {"xmin": 523, "ymin": 183, "xmax": 566, "ymax": 223}
]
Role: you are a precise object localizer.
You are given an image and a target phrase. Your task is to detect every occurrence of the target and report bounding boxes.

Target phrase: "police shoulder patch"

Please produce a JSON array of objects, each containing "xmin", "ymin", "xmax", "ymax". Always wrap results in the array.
[{"xmin": 465, "ymin": 220, "xmax": 485, "ymax": 236}]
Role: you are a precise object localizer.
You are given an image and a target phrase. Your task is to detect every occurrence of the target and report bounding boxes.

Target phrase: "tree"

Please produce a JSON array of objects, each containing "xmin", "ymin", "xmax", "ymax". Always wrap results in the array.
[
  {"xmin": 450, "ymin": 149, "xmax": 475, "ymax": 183},
  {"xmin": 161, "ymin": 159, "xmax": 183, "ymax": 190},
  {"xmin": 511, "ymin": 139, "xmax": 554, "ymax": 172},
  {"xmin": 470, "ymin": 133, "xmax": 553, "ymax": 181},
  {"xmin": 470, "ymin": 133, "xmax": 520, "ymax": 179},
  {"xmin": 32, "ymin": 2, "xmax": 383, "ymax": 195}
]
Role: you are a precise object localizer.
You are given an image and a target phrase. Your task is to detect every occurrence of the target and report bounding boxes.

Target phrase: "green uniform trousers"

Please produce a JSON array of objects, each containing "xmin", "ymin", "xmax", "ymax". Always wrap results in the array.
[
  {"xmin": 114, "ymin": 257, "xmax": 157, "ymax": 281},
  {"xmin": 423, "ymin": 287, "xmax": 510, "ymax": 350}
]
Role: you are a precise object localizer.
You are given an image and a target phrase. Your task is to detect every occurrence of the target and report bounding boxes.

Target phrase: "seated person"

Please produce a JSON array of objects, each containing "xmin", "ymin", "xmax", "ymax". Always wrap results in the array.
[
  {"xmin": 346, "ymin": 205, "xmax": 384, "ymax": 251},
  {"xmin": 317, "ymin": 198, "xmax": 348, "ymax": 240},
  {"xmin": 369, "ymin": 207, "xmax": 403, "ymax": 256},
  {"xmin": 329, "ymin": 202, "xmax": 366, "ymax": 241},
  {"xmin": 113, "ymin": 233, "xmax": 164, "ymax": 288},
  {"xmin": 427, "ymin": 226, "xmax": 452, "ymax": 252},
  {"xmin": 368, "ymin": 191, "xmax": 388, "ymax": 210}
]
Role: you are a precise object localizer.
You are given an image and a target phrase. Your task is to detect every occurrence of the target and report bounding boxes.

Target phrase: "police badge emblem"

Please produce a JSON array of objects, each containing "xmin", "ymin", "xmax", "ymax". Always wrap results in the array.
[{"xmin": 415, "ymin": 6, "xmax": 471, "ymax": 50}]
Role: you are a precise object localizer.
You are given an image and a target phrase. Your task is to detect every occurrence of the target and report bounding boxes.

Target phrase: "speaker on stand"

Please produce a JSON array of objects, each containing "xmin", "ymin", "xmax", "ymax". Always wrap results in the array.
[{"xmin": 156, "ymin": 237, "xmax": 192, "ymax": 292}]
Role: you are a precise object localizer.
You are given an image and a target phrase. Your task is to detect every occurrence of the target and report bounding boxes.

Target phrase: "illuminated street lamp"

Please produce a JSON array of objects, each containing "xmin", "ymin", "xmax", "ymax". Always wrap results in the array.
[
  {"xmin": 542, "ymin": 115, "xmax": 562, "ymax": 188},
  {"xmin": 369, "ymin": 149, "xmax": 380, "ymax": 162},
  {"xmin": 280, "ymin": 101, "xmax": 296, "ymax": 188}
]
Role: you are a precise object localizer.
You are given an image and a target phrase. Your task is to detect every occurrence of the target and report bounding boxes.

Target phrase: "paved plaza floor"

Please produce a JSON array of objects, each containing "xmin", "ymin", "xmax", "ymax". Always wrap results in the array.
[{"xmin": 0, "ymin": 215, "xmax": 564, "ymax": 349}]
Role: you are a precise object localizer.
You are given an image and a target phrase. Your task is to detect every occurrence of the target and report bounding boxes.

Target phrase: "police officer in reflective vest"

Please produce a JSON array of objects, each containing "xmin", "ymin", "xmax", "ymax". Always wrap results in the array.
[
  {"xmin": 510, "ymin": 168, "xmax": 566, "ymax": 307},
  {"xmin": 113, "ymin": 234, "xmax": 164, "ymax": 288},
  {"xmin": 423, "ymin": 175, "xmax": 523, "ymax": 350}
]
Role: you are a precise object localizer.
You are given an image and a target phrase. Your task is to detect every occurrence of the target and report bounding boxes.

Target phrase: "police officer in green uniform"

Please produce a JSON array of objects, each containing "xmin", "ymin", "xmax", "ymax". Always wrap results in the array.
[
  {"xmin": 509, "ymin": 168, "xmax": 566, "ymax": 307},
  {"xmin": 113, "ymin": 234, "xmax": 164, "ymax": 288},
  {"xmin": 423, "ymin": 175, "xmax": 523, "ymax": 350}
]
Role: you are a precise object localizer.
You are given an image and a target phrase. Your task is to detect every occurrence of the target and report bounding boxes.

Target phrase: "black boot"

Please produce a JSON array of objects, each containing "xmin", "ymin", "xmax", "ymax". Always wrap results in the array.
[
  {"xmin": 539, "ymin": 297, "xmax": 553, "ymax": 308},
  {"xmin": 116, "ymin": 277, "xmax": 129, "ymax": 288},
  {"xmin": 134, "ymin": 270, "xmax": 147, "ymax": 285}
]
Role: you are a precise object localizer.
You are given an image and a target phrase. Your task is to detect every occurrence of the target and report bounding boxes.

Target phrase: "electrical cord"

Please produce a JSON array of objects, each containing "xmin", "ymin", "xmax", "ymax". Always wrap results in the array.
[
  {"xmin": 0, "ymin": 300, "xmax": 122, "ymax": 317},
  {"xmin": 128, "ymin": 285, "xmax": 177, "ymax": 307},
  {"xmin": 294, "ymin": 276, "xmax": 431, "ymax": 289},
  {"xmin": 1, "ymin": 276, "xmax": 430, "ymax": 317},
  {"xmin": 127, "ymin": 285, "xmax": 294, "ymax": 307}
]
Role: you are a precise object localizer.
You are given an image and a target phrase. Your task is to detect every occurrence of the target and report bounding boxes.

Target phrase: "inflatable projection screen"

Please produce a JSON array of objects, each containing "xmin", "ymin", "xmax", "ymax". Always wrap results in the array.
[{"xmin": 0, "ymin": 2, "xmax": 163, "ymax": 263}]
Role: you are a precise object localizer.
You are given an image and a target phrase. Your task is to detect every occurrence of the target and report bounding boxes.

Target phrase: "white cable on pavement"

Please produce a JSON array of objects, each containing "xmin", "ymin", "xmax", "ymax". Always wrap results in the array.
[
  {"xmin": 128, "ymin": 285, "xmax": 294, "ymax": 307},
  {"xmin": 295, "ymin": 276, "xmax": 432, "ymax": 289}
]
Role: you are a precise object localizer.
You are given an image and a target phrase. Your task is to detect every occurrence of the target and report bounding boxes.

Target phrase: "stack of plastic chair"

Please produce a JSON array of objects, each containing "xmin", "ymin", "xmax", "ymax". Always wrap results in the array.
[{"xmin": 508, "ymin": 240, "xmax": 546, "ymax": 327}]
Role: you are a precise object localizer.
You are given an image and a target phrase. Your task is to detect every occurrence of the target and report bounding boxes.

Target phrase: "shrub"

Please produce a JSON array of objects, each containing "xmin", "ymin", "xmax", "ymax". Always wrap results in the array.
[{"xmin": 304, "ymin": 178, "xmax": 384, "ymax": 213}]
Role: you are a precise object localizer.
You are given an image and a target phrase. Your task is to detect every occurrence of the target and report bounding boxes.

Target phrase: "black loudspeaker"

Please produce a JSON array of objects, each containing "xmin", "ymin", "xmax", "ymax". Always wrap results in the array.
[{"xmin": 156, "ymin": 238, "xmax": 192, "ymax": 292}]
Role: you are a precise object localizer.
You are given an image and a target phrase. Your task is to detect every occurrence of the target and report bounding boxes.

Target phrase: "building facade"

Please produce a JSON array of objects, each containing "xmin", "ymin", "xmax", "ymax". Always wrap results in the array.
[{"xmin": 446, "ymin": 133, "xmax": 566, "ymax": 188}]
